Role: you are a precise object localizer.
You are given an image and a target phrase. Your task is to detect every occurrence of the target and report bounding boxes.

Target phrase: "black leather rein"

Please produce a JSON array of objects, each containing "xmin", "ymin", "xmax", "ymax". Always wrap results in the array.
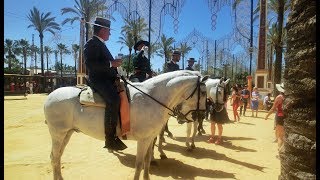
[{"xmin": 121, "ymin": 76, "xmax": 204, "ymax": 123}]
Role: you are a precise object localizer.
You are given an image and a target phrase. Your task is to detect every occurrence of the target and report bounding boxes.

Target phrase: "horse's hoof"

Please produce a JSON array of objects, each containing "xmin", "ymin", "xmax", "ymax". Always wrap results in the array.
[
  {"xmin": 201, "ymin": 129, "xmax": 206, "ymax": 134},
  {"xmin": 191, "ymin": 144, "xmax": 196, "ymax": 149},
  {"xmin": 150, "ymin": 160, "xmax": 159, "ymax": 166},
  {"xmin": 160, "ymin": 154, "xmax": 167, "ymax": 159},
  {"xmin": 198, "ymin": 132, "xmax": 202, "ymax": 136}
]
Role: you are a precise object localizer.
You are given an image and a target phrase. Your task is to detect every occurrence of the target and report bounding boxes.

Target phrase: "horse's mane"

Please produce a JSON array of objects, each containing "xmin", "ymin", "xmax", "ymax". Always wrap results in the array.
[{"xmin": 142, "ymin": 70, "xmax": 201, "ymax": 85}]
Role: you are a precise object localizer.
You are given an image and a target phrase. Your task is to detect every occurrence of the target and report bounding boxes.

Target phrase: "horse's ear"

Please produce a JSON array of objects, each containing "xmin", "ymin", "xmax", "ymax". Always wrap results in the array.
[
  {"xmin": 224, "ymin": 78, "xmax": 230, "ymax": 85},
  {"xmin": 201, "ymin": 75, "xmax": 209, "ymax": 83}
]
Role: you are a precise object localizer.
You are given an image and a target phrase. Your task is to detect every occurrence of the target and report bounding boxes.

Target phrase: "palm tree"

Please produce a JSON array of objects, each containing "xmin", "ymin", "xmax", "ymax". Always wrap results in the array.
[
  {"xmin": 57, "ymin": 43, "xmax": 71, "ymax": 78},
  {"xmin": 122, "ymin": 17, "xmax": 149, "ymax": 53},
  {"xmin": 27, "ymin": 7, "xmax": 60, "ymax": 75},
  {"xmin": 158, "ymin": 34, "xmax": 175, "ymax": 68},
  {"xmin": 15, "ymin": 39, "xmax": 31, "ymax": 75},
  {"xmin": 44, "ymin": 46, "xmax": 52, "ymax": 73},
  {"xmin": 31, "ymin": 45, "xmax": 40, "ymax": 74},
  {"xmin": 149, "ymin": 42, "xmax": 161, "ymax": 59},
  {"xmin": 27, "ymin": 6, "xmax": 60, "ymax": 91},
  {"xmin": 267, "ymin": 23, "xmax": 277, "ymax": 83},
  {"xmin": 61, "ymin": 0, "xmax": 107, "ymax": 42},
  {"xmin": 251, "ymin": 0, "xmax": 290, "ymax": 94},
  {"xmin": 267, "ymin": 22, "xmax": 287, "ymax": 91},
  {"xmin": 179, "ymin": 42, "xmax": 192, "ymax": 69},
  {"xmin": 281, "ymin": 0, "xmax": 316, "ymax": 179},
  {"xmin": 53, "ymin": 49, "xmax": 59, "ymax": 71},
  {"xmin": 4, "ymin": 39, "xmax": 17, "ymax": 71},
  {"xmin": 71, "ymin": 44, "xmax": 80, "ymax": 79},
  {"xmin": 270, "ymin": 0, "xmax": 290, "ymax": 95},
  {"xmin": 117, "ymin": 30, "xmax": 134, "ymax": 78}
]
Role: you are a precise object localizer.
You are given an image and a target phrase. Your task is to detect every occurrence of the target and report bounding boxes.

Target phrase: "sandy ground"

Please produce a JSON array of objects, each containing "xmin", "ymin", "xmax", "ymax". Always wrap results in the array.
[{"xmin": 4, "ymin": 94, "xmax": 280, "ymax": 180}]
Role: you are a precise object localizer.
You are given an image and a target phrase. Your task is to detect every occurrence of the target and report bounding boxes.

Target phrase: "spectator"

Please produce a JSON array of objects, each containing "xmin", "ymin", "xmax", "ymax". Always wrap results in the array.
[
  {"xmin": 265, "ymin": 83, "xmax": 292, "ymax": 157},
  {"xmin": 240, "ymin": 84, "xmax": 250, "ymax": 116},
  {"xmin": 207, "ymin": 101, "xmax": 230, "ymax": 145},
  {"xmin": 26, "ymin": 81, "xmax": 30, "ymax": 93},
  {"xmin": 230, "ymin": 85, "xmax": 241, "ymax": 122},
  {"xmin": 10, "ymin": 82, "xmax": 15, "ymax": 92},
  {"xmin": 263, "ymin": 93, "xmax": 272, "ymax": 111},
  {"xmin": 29, "ymin": 81, "xmax": 33, "ymax": 94},
  {"xmin": 251, "ymin": 87, "xmax": 260, "ymax": 117}
]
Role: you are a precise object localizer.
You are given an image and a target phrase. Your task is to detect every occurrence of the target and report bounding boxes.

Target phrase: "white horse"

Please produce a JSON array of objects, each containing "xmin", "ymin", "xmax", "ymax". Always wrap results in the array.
[
  {"xmin": 185, "ymin": 77, "xmax": 230, "ymax": 147},
  {"xmin": 44, "ymin": 70, "xmax": 208, "ymax": 180},
  {"xmin": 156, "ymin": 77, "xmax": 230, "ymax": 159}
]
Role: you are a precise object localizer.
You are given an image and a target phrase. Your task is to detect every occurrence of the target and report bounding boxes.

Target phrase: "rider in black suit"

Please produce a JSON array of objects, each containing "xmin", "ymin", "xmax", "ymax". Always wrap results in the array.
[
  {"xmin": 185, "ymin": 57, "xmax": 205, "ymax": 135},
  {"xmin": 163, "ymin": 50, "xmax": 181, "ymax": 138},
  {"xmin": 185, "ymin": 58, "xmax": 196, "ymax": 71},
  {"xmin": 84, "ymin": 17, "xmax": 127, "ymax": 151},
  {"xmin": 165, "ymin": 50, "xmax": 181, "ymax": 72},
  {"xmin": 130, "ymin": 40, "xmax": 152, "ymax": 82}
]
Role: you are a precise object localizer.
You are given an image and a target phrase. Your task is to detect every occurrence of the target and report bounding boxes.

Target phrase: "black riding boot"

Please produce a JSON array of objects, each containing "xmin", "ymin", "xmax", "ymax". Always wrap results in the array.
[{"xmin": 103, "ymin": 109, "xmax": 127, "ymax": 151}]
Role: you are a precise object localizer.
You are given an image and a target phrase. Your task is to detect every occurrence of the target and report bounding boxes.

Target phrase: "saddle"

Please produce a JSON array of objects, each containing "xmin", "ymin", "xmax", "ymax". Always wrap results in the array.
[
  {"xmin": 78, "ymin": 85, "xmax": 106, "ymax": 108},
  {"xmin": 77, "ymin": 78, "xmax": 131, "ymax": 136}
]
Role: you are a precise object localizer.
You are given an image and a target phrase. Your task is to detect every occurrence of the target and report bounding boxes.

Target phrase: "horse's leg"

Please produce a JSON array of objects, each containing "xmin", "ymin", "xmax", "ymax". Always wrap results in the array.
[
  {"xmin": 150, "ymin": 137, "xmax": 158, "ymax": 166},
  {"xmin": 191, "ymin": 121, "xmax": 199, "ymax": 149},
  {"xmin": 158, "ymin": 126, "xmax": 167, "ymax": 159},
  {"xmin": 186, "ymin": 122, "xmax": 192, "ymax": 151},
  {"xmin": 49, "ymin": 129, "xmax": 73, "ymax": 180},
  {"xmin": 198, "ymin": 118, "xmax": 206, "ymax": 134},
  {"xmin": 143, "ymin": 139, "xmax": 155, "ymax": 180},
  {"xmin": 134, "ymin": 138, "xmax": 152, "ymax": 180}
]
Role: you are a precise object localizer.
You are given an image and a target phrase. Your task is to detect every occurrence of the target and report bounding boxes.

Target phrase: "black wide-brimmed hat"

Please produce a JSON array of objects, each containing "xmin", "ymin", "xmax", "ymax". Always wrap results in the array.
[
  {"xmin": 134, "ymin": 40, "xmax": 150, "ymax": 50},
  {"xmin": 89, "ymin": 17, "xmax": 111, "ymax": 29},
  {"xmin": 172, "ymin": 50, "xmax": 181, "ymax": 56},
  {"xmin": 187, "ymin": 58, "xmax": 197, "ymax": 62}
]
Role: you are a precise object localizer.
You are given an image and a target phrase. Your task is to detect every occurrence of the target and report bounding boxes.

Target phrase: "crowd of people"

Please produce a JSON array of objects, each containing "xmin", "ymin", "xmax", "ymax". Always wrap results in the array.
[{"xmin": 7, "ymin": 81, "xmax": 38, "ymax": 94}]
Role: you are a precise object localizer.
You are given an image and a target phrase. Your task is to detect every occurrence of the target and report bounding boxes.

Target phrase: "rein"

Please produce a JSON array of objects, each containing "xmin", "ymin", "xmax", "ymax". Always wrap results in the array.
[{"xmin": 121, "ymin": 76, "xmax": 203, "ymax": 123}]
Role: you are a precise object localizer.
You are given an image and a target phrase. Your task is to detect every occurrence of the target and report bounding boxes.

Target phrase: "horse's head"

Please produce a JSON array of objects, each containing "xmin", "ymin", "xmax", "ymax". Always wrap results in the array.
[
  {"xmin": 169, "ymin": 73, "xmax": 209, "ymax": 123},
  {"xmin": 206, "ymin": 78, "xmax": 230, "ymax": 112}
]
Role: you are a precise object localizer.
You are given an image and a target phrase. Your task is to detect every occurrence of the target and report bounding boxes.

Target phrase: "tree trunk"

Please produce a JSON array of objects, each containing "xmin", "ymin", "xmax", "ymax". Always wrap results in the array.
[
  {"xmin": 60, "ymin": 52, "xmax": 63, "ymax": 78},
  {"xmin": 40, "ymin": 33, "xmax": 45, "ymax": 92},
  {"xmin": 280, "ymin": 0, "xmax": 316, "ymax": 179},
  {"xmin": 273, "ymin": 0, "xmax": 285, "ymax": 96},
  {"xmin": 23, "ymin": 51, "xmax": 27, "ymax": 75}
]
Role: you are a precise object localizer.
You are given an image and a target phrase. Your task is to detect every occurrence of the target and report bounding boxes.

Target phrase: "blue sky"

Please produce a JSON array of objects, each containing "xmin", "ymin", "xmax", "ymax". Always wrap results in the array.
[{"xmin": 4, "ymin": 0, "xmax": 253, "ymax": 71}]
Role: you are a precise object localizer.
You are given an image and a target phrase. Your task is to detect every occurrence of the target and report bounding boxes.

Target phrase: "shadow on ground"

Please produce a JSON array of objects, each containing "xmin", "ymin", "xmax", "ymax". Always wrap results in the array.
[
  {"xmin": 112, "ymin": 152, "xmax": 235, "ymax": 179},
  {"xmin": 173, "ymin": 135, "xmax": 256, "ymax": 143},
  {"xmin": 159, "ymin": 143, "xmax": 265, "ymax": 172}
]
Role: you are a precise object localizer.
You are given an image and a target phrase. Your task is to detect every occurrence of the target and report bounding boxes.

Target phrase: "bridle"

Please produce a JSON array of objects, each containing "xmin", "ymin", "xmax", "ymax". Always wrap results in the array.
[
  {"xmin": 121, "ymin": 75, "xmax": 206, "ymax": 123},
  {"xmin": 208, "ymin": 82, "xmax": 226, "ymax": 112},
  {"xmin": 173, "ymin": 76, "xmax": 206, "ymax": 123}
]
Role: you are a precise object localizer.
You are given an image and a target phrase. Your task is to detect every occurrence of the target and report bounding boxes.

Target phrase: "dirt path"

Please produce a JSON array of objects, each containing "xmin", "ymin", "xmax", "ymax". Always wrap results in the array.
[{"xmin": 4, "ymin": 94, "xmax": 280, "ymax": 180}]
